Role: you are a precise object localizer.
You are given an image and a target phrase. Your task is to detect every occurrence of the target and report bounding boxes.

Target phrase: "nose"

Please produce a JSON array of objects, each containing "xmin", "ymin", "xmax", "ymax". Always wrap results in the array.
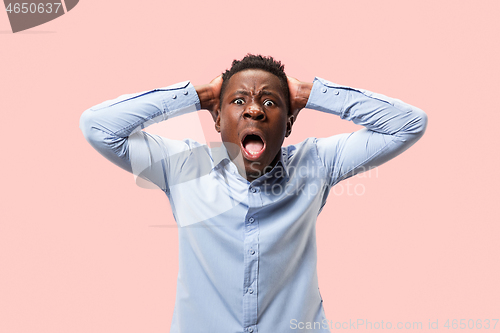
[{"xmin": 243, "ymin": 102, "xmax": 265, "ymax": 121}]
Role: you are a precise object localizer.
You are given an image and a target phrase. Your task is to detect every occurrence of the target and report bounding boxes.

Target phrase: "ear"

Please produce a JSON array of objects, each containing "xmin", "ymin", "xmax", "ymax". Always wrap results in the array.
[
  {"xmin": 285, "ymin": 114, "xmax": 295, "ymax": 137},
  {"xmin": 214, "ymin": 108, "xmax": 221, "ymax": 133}
]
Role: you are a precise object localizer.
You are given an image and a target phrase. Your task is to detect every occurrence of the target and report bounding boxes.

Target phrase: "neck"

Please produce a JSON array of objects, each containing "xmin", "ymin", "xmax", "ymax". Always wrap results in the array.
[{"xmin": 241, "ymin": 151, "xmax": 281, "ymax": 182}]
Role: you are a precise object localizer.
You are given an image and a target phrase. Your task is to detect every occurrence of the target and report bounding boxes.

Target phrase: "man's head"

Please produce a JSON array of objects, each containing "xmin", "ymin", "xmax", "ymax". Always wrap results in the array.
[
  {"xmin": 219, "ymin": 54, "xmax": 291, "ymax": 114},
  {"xmin": 215, "ymin": 54, "xmax": 294, "ymax": 181}
]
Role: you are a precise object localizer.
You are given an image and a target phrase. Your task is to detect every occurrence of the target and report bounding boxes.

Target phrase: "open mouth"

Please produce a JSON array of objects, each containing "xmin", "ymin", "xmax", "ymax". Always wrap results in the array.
[{"xmin": 241, "ymin": 134, "xmax": 266, "ymax": 160}]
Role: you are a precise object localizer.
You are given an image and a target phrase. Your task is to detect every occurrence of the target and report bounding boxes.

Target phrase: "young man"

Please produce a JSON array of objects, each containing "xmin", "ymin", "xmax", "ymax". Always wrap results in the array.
[{"xmin": 80, "ymin": 54, "xmax": 427, "ymax": 332}]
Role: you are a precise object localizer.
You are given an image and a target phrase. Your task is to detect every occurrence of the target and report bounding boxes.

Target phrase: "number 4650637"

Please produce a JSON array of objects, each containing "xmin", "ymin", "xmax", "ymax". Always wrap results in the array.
[{"xmin": 6, "ymin": 3, "xmax": 62, "ymax": 14}]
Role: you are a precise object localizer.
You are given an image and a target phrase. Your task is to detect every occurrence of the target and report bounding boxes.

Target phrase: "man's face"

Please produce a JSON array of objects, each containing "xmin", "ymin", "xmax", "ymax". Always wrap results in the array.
[{"xmin": 216, "ymin": 69, "xmax": 292, "ymax": 181}]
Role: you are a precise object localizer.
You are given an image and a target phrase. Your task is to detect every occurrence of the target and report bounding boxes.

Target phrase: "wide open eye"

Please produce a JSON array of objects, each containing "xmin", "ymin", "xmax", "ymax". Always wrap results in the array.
[
  {"xmin": 263, "ymin": 100, "xmax": 275, "ymax": 107},
  {"xmin": 233, "ymin": 98, "xmax": 245, "ymax": 105}
]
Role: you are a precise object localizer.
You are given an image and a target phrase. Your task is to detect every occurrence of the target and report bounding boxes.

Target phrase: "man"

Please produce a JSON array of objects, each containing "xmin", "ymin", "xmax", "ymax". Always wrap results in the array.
[{"xmin": 80, "ymin": 54, "xmax": 427, "ymax": 332}]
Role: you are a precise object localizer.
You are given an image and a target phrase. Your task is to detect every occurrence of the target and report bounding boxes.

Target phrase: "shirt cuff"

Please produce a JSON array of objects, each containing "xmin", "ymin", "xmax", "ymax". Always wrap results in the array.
[
  {"xmin": 160, "ymin": 80, "xmax": 201, "ymax": 115},
  {"xmin": 305, "ymin": 77, "xmax": 347, "ymax": 117}
]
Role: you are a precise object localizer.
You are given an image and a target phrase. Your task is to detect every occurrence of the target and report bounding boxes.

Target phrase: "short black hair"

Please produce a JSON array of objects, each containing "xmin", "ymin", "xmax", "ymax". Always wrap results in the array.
[{"xmin": 220, "ymin": 54, "xmax": 290, "ymax": 113}]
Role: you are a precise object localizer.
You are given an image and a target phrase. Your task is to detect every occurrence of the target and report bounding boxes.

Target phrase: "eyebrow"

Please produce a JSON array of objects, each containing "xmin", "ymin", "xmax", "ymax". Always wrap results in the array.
[{"xmin": 231, "ymin": 90, "xmax": 280, "ymax": 99}]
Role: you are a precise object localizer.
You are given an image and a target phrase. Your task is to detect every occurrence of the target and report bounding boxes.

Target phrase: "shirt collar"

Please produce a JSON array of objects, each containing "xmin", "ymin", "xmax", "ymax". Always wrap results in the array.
[
  {"xmin": 210, "ymin": 144, "xmax": 289, "ymax": 180},
  {"xmin": 210, "ymin": 143, "xmax": 232, "ymax": 169},
  {"xmin": 260, "ymin": 148, "xmax": 289, "ymax": 181}
]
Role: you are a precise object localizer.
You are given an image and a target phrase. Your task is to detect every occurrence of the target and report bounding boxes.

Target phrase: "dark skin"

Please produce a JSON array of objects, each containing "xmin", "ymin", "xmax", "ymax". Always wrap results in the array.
[{"xmin": 195, "ymin": 69, "xmax": 313, "ymax": 181}]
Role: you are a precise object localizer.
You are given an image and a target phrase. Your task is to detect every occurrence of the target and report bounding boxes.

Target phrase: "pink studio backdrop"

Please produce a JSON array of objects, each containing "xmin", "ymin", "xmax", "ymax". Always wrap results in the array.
[{"xmin": 1, "ymin": 1, "xmax": 499, "ymax": 332}]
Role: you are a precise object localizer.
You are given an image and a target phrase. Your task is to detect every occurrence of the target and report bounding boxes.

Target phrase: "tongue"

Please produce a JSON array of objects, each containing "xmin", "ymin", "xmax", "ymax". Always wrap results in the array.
[{"xmin": 245, "ymin": 139, "xmax": 264, "ymax": 154}]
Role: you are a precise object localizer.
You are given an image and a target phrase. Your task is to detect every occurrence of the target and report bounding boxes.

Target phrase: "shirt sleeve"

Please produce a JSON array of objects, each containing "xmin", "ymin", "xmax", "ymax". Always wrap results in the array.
[
  {"xmin": 79, "ymin": 81, "xmax": 201, "ymax": 191},
  {"xmin": 305, "ymin": 77, "xmax": 428, "ymax": 187}
]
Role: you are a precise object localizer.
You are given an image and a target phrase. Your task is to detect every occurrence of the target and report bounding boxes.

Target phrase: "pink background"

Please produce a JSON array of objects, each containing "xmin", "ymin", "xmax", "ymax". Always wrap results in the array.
[{"xmin": 1, "ymin": 0, "xmax": 499, "ymax": 332}]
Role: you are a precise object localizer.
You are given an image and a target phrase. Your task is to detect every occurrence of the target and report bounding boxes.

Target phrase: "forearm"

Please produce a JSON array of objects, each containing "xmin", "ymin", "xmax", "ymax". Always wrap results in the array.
[
  {"xmin": 306, "ymin": 77, "xmax": 428, "ymax": 138},
  {"xmin": 307, "ymin": 77, "xmax": 428, "ymax": 185},
  {"xmin": 79, "ymin": 81, "xmax": 200, "ymax": 172},
  {"xmin": 80, "ymin": 81, "xmax": 200, "ymax": 139}
]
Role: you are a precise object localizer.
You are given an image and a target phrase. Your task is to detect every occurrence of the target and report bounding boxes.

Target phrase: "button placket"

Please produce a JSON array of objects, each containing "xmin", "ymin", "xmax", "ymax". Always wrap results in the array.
[
  {"xmin": 242, "ymin": 186, "xmax": 261, "ymax": 331},
  {"xmin": 243, "ymin": 220, "xmax": 258, "ymax": 328}
]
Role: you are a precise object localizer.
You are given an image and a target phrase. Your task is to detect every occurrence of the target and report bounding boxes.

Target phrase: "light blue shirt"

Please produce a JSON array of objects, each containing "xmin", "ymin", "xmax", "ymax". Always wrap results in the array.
[{"xmin": 80, "ymin": 77, "xmax": 427, "ymax": 333}]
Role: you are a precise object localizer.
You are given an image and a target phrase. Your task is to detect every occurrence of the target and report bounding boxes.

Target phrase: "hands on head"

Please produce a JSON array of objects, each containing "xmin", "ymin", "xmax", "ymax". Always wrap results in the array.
[
  {"xmin": 195, "ymin": 75, "xmax": 223, "ymax": 123},
  {"xmin": 286, "ymin": 76, "xmax": 312, "ymax": 120},
  {"xmin": 195, "ymin": 74, "xmax": 312, "ymax": 130}
]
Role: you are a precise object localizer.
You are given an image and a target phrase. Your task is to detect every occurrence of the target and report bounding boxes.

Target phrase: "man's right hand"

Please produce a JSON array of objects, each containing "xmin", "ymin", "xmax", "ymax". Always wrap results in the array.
[{"xmin": 195, "ymin": 75, "xmax": 222, "ymax": 122}]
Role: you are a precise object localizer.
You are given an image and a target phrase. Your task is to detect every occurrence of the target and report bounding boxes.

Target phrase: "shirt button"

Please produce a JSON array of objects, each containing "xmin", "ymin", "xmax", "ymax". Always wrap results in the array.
[
  {"xmin": 250, "ymin": 187, "xmax": 257, "ymax": 193},
  {"xmin": 248, "ymin": 217, "xmax": 255, "ymax": 223},
  {"xmin": 248, "ymin": 328, "xmax": 254, "ymax": 333},
  {"xmin": 321, "ymin": 87, "xmax": 327, "ymax": 93},
  {"xmin": 248, "ymin": 288, "xmax": 253, "ymax": 294},
  {"xmin": 183, "ymin": 90, "xmax": 188, "ymax": 95},
  {"xmin": 334, "ymin": 90, "xmax": 339, "ymax": 95},
  {"xmin": 250, "ymin": 249, "xmax": 255, "ymax": 255},
  {"xmin": 172, "ymin": 94, "xmax": 177, "ymax": 99}
]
